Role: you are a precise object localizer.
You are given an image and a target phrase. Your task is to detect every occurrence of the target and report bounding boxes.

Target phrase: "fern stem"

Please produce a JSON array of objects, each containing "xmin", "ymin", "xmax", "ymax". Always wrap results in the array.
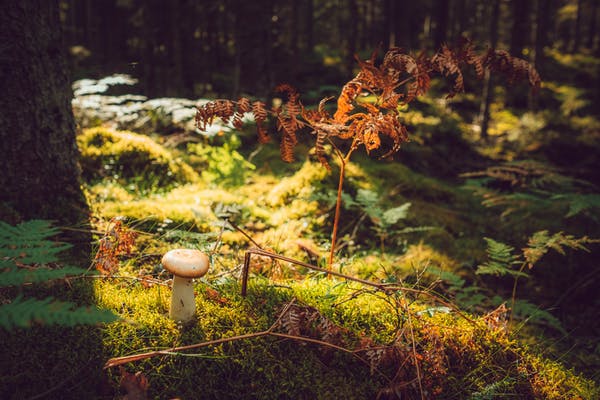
[
  {"xmin": 509, "ymin": 262, "xmax": 527, "ymax": 325},
  {"xmin": 328, "ymin": 147, "xmax": 356, "ymax": 272},
  {"xmin": 328, "ymin": 160, "xmax": 345, "ymax": 272}
]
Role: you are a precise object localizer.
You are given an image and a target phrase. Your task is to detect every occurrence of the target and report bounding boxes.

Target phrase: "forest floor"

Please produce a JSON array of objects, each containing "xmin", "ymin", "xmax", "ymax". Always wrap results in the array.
[{"xmin": 2, "ymin": 50, "xmax": 600, "ymax": 399}]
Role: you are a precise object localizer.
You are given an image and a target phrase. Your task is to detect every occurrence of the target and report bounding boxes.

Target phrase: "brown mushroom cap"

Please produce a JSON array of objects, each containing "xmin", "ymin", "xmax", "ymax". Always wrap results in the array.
[{"xmin": 161, "ymin": 249, "xmax": 210, "ymax": 279}]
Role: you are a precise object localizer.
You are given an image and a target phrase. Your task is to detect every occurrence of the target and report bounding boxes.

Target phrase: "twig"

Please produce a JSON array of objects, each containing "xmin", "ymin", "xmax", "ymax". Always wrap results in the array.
[
  {"xmin": 227, "ymin": 220, "xmax": 263, "ymax": 249},
  {"xmin": 104, "ymin": 299, "xmax": 298, "ymax": 369},
  {"xmin": 104, "ymin": 298, "xmax": 393, "ymax": 382},
  {"xmin": 241, "ymin": 248, "xmax": 479, "ymax": 326},
  {"xmin": 104, "ymin": 330, "xmax": 271, "ymax": 369}
]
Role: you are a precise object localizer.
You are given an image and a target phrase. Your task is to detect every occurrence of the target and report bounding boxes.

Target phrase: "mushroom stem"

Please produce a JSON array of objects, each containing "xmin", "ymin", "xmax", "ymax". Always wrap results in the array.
[{"xmin": 170, "ymin": 275, "xmax": 196, "ymax": 322}]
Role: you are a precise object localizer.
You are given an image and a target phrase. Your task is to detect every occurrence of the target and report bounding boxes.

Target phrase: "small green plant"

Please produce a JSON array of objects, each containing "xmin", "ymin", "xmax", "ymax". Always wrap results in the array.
[
  {"xmin": 462, "ymin": 159, "xmax": 600, "ymax": 222},
  {"xmin": 0, "ymin": 220, "xmax": 118, "ymax": 329},
  {"xmin": 427, "ymin": 230, "xmax": 598, "ymax": 332},
  {"xmin": 187, "ymin": 135, "xmax": 256, "ymax": 187},
  {"xmin": 343, "ymin": 188, "xmax": 435, "ymax": 254},
  {"xmin": 479, "ymin": 231, "xmax": 597, "ymax": 329}
]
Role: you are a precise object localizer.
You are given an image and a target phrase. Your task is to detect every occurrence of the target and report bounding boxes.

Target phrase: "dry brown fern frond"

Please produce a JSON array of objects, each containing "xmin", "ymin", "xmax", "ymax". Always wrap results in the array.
[
  {"xmin": 251, "ymin": 100, "xmax": 269, "ymax": 143},
  {"xmin": 482, "ymin": 49, "xmax": 541, "ymax": 91}
]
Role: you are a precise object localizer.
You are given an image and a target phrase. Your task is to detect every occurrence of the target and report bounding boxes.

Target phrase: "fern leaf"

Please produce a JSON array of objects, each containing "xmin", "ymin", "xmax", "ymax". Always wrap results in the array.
[
  {"xmin": 0, "ymin": 295, "xmax": 118, "ymax": 329},
  {"xmin": 355, "ymin": 189, "xmax": 379, "ymax": 209},
  {"xmin": 382, "ymin": 203, "xmax": 411, "ymax": 225},
  {"xmin": 0, "ymin": 265, "xmax": 89, "ymax": 287},
  {"xmin": 511, "ymin": 299, "xmax": 565, "ymax": 334},
  {"xmin": 0, "ymin": 220, "xmax": 71, "ymax": 263},
  {"xmin": 477, "ymin": 238, "xmax": 527, "ymax": 278},
  {"xmin": 469, "ymin": 377, "xmax": 516, "ymax": 400},
  {"xmin": 523, "ymin": 230, "xmax": 594, "ymax": 268},
  {"xmin": 552, "ymin": 193, "xmax": 600, "ymax": 218}
]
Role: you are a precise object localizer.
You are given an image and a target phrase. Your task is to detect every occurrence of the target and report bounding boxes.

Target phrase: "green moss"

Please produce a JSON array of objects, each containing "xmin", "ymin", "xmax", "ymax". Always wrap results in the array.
[
  {"xmin": 91, "ymin": 277, "xmax": 598, "ymax": 399},
  {"xmin": 78, "ymin": 127, "xmax": 199, "ymax": 191}
]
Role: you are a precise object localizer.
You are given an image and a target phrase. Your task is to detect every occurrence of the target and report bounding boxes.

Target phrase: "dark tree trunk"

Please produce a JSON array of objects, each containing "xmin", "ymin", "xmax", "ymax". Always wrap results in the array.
[
  {"xmin": 572, "ymin": 0, "xmax": 583, "ymax": 52},
  {"xmin": 510, "ymin": 0, "xmax": 530, "ymax": 57},
  {"xmin": 394, "ymin": 0, "xmax": 414, "ymax": 50},
  {"xmin": 232, "ymin": 1, "xmax": 272, "ymax": 97},
  {"xmin": 384, "ymin": 0, "xmax": 393, "ymax": 48},
  {"xmin": 433, "ymin": 0, "xmax": 450, "ymax": 49},
  {"xmin": 529, "ymin": 0, "xmax": 550, "ymax": 110},
  {"xmin": 346, "ymin": 0, "xmax": 359, "ymax": 76},
  {"xmin": 0, "ymin": 0, "xmax": 91, "ymax": 257},
  {"xmin": 587, "ymin": 0, "xmax": 598, "ymax": 50},
  {"xmin": 479, "ymin": 0, "xmax": 500, "ymax": 139},
  {"xmin": 306, "ymin": 0, "xmax": 315, "ymax": 52}
]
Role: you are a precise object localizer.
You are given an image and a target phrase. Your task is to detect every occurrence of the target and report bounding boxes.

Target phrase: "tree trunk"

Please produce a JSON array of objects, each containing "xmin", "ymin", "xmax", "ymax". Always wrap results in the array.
[
  {"xmin": 529, "ymin": 0, "xmax": 550, "ymax": 110},
  {"xmin": 479, "ymin": 0, "xmax": 500, "ymax": 139},
  {"xmin": 572, "ymin": 0, "xmax": 583, "ymax": 52},
  {"xmin": 0, "ymin": 0, "xmax": 91, "ymax": 257},
  {"xmin": 306, "ymin": 0, "xmax": 315, "ymax": 52},
  {"xmin": 433, "ymin": 0, "xmax": 450, "ymax": 49},
  {"xmin": 510, "ymin": 0, "xmax": 530, "ymax": 57},
  {"xmin": 587, "ymin": 0, "xmax": 598, "ymax": 50},
  {"xmin": 346, "ymin": 0, "xmax": 359, "ymax": 76}
]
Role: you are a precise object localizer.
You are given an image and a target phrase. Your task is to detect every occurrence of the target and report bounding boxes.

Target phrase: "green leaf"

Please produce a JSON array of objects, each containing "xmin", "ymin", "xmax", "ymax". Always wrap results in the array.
[
  {"xmin": 523, "ymin": 230, "xmax": 593, "ymax": 268},
  {"xmin": 0, "ymin": 265, "xmax": 90, "ymax": 287},
  {"xmin": 382, "ymin": 203, "xmax": 411, "ymax": 225},
  {"xmin": 0, "ymin": 220, "xmax": 71, "ymax": 263},
  {"xmin": 512, "ymin": 299, "xmax": 565, "ymax": 334},
  {"xmin": 0, "ymin": 295, "xmax": 118, "ymax": 329},
  {"xmin": 476, "ymin": 238, "xmax": 524, "ymax": 277}
]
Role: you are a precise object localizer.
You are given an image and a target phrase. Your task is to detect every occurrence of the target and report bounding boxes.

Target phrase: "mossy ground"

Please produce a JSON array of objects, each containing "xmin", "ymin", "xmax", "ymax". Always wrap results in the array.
[{"xmin": 3, "ymin": 73, "xmax": 599, "ymax": 399}]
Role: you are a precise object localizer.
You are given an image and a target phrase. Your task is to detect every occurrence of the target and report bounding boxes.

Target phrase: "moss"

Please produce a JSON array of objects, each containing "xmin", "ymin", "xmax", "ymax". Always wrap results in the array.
[
  {"xmin": 77, "ymin": 127, "xmax": 199, "ymax": 191},
  {"xmin": 265, "ymin": 160, "xmax": 330, "ymax": 207},
  {"xmin": 91, "ymin": 277, "xmax": 598, "ymax": 399}
]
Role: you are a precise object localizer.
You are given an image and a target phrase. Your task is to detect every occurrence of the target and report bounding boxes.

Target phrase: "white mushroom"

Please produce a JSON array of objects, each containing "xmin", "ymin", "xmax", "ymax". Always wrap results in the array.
[{"xmin": 161, "ymin": 249, "xmax": 210, "ymax": 322}]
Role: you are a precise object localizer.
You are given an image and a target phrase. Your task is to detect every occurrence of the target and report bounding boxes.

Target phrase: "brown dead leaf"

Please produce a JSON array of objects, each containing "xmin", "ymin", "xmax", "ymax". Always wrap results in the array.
[
  {"xmin": 203, "ymin": 287, "xmax": 230, "ymax": 306},
  {"xmin": 119, "ymin": 366, "xmax": 148, "ymax": 400}
]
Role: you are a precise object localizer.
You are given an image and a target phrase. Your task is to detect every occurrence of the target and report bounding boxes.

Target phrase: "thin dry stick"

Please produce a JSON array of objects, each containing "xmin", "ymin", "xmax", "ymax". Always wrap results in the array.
[
  {"xmin": 104, "ymin": 299, "xmax": 297, "ymax": 369},
  {"xmin": 104, "ymin": 299, "xmax": 390, "ymax": 382},
  {"xmin": 400, "ymin": 294, "xmax": 425, "ymax": 400},
  {"xmin": 241, "ymin": 248, "xmax": 478, "ymax": 326}
]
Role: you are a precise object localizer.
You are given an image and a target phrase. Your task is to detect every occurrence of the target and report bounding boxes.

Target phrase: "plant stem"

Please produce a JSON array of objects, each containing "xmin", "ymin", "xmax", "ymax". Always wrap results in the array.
[
  {"xmin": 509, "ymin": 262, "xmax": 527, "ymax": 325},
  {"xmin": 328, "ymin": 159, "xmax": 346, "ymax": 271}
]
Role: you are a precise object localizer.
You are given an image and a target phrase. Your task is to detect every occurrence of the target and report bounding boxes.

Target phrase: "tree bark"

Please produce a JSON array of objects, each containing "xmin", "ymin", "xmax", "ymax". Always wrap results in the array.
[
  {"xmin": 345, "ymin": 0, "xmax": 359, "ymax": 76},
  {"xmin": 510, "ymin": 0, "xmax": 530, "ymax": 57},
  {"xmin": 572, "ymin": 0, "xmax": 583, "ymax": 52},
  {"xmin": 433, "ymin": 0, "xmax": 450, "ymax": 49},
  {"xmin": 0, "ymin": 0, "xmax": 91, "ymax": 257},
  {"xmin": 479, "ymin": 0, "xmax": 500, "ymax": 139},
  {"xmin": 587, "ymin": 0, "xmax": 598, "ymax": 50}
]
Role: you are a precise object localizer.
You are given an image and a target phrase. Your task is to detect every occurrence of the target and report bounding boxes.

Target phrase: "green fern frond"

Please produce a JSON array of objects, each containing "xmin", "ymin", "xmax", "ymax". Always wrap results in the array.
[
  {"xmin": 469, "ymin": 377, "xmax": 516, "ymax": 400},
  {"xmin": 512, "ymin": 299, "xmax": 565, "ymax": 334},
  {"xmin": 477, "ymin": 238, "xmax": 528, "ymax": 278},
  {"xmin": 523, "ymin": 230, "xmax": 595, "ymax": 268},
  {"xmin": 0, "ymin": 265, "xmax": 89, "ymax": 287},
  {"xmin": 552, "ymin": 193, "xmax": 600, "ymax": 219},
  {"xmin": 0, "ymin": 295, "xmax": 118, "ymax": 329},
  {"xmin": 355, "ymin": 189, "xmax": 381, "ymax": 216},
  {"xmin": 0, "ymin": 220, "xmax": 71, "ymax": 263},
  {"xmin": 381, "ymin": 203, "xmax": 411, "ymax": 225},
  {"xmin": 0, "ymin": 220, "xmax": 118, "ymax": 329}
]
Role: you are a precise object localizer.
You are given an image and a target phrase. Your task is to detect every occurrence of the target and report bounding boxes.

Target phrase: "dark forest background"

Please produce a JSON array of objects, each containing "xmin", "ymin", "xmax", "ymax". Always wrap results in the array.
[{"xmin": 60, "ymin": 0, "xmax": 599, "ymax": 99}]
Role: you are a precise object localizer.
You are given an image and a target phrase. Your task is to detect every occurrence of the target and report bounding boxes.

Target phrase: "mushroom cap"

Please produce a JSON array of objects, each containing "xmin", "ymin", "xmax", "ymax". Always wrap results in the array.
[{"xmin": 161, "ymin": 249, "xmax": 210, "ymax": 279}]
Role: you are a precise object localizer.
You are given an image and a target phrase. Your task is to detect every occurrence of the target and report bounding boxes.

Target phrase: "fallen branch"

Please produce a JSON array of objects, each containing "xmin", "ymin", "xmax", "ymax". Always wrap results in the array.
[
  {"xmin": 241, "ymin": 247, "xmax": 478, "ymax": 326},
  {"xmin": 104, "ymin": 299, "xmax": 390, "ymax": 383}
]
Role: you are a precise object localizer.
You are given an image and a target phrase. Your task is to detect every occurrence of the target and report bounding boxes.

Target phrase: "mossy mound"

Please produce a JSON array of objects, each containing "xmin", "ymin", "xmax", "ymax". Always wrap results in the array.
[
  {"xmin": 92, "ymin": 277, "xmax": 598, "ymax": 399},
  {"xmin": 78, "ymin": 127, "xmax": 199, "ymax": 191}
]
